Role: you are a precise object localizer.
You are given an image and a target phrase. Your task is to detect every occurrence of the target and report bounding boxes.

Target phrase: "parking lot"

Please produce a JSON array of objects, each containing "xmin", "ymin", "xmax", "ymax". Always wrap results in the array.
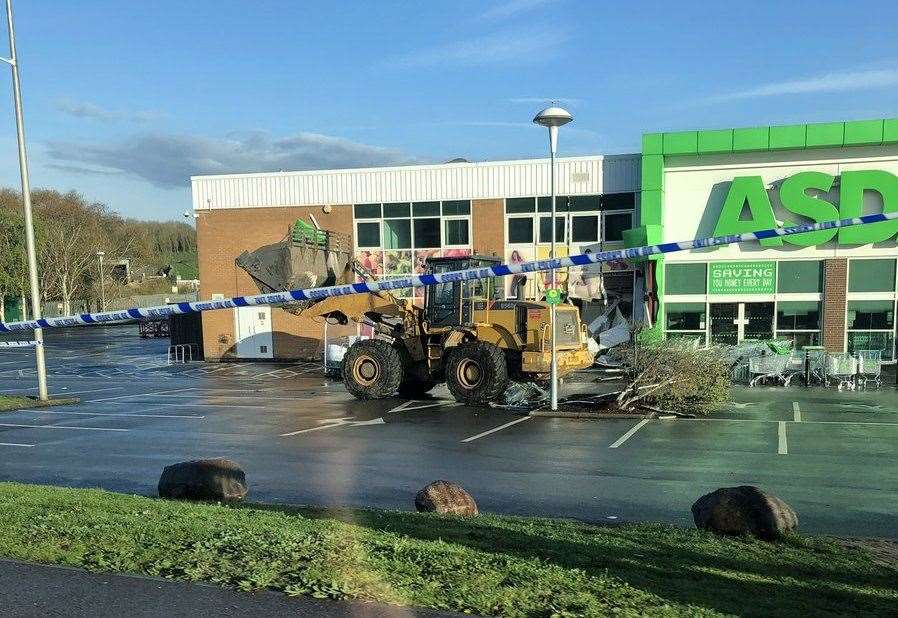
[{"xmin": 1, "ymin": 326, "xmax": 896, "ymax": 538}]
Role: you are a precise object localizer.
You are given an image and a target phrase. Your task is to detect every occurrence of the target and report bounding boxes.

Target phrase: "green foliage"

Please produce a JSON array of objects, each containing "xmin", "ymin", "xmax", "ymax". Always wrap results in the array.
[
  {"xmin": 0, "ymin": 208, "xmax": 29, "ymax": 300},
  {"xmin": 0, "ymin": 187, "xmax": 196, "ymax": 306},
  {"xmin": 0, "ymin": 483, "xmax": 895, "ymax": 617},
  {"xmin": 619, "ymin": 339, "xmax": 731, "ymax": 414}
]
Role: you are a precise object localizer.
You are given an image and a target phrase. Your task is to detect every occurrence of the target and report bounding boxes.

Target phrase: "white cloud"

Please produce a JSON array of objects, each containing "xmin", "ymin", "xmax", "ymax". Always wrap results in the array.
[
  {"xmin": 45, "ymin": 131, "xmax": 421, "ymax": 189},
  {"xmin": 479, "ymin": 0, "xmax": 559, "ymax": 20},
  {"xmin": 710, "ymin": 68, "xmax": 898, "ymax": 102},
  {"xmin": 388, "ymin": 27, "xmax": 568, "ymax": 68},
  {"xmin": 56, "ymin": 99, "xmax": 164, "ymax": 123}
]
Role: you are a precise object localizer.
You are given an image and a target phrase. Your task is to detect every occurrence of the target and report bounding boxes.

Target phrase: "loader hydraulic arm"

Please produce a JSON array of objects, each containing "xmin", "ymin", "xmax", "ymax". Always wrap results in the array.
[{"xmin": 299, "ymin": 292, "xmax": 413, "ymax": 330}]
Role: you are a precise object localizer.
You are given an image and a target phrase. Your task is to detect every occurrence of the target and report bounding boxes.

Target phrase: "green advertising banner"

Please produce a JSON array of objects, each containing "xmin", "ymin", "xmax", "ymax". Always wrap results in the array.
[{"xmin": 708, "ymin": 261, "xmax": 777, "ymax": 295}]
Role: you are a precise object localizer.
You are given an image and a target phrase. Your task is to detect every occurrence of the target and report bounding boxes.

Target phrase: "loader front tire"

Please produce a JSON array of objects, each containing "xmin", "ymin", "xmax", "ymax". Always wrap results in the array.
[
  {"xmin": 343, "ymin": 340, "xmax": 403, "ymax": 400},
  {"xmin": 446, "ymin": 342, "xmax": 508, "ymax": 405}
]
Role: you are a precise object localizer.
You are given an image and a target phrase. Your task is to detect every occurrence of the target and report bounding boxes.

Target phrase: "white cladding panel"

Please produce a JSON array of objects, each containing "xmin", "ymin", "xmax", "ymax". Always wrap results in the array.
[
  {"xmin": 191, "ymin": 155, "xmax": 640, "ymax": 210},
  {"xmin": 662, "ymin": 146, "xmax": 898, "ymax": 262}
]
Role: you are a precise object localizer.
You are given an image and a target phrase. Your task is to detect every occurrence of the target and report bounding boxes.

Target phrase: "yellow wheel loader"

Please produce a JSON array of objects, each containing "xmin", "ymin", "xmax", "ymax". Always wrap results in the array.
[
  {"xmin": 304, "ymin": 255, "xmax": 595, "ymax": 405},
  {"xmin": 234, "ymin": 222, "xmax": 594, "ymax": 404}
]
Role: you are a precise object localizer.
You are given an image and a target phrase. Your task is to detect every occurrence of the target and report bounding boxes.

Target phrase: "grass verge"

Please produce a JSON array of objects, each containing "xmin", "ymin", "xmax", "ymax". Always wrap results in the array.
[
  {"xmin": 0, "ymin": 483, "xmax": 895, "ymax": 617},
  {"xmin": 0, "ymin": 395, "xmax": 32, "ymax": 411},
  {"xmin": 0, "ymin": 395, "xmax": 79, "ymax": 411}
]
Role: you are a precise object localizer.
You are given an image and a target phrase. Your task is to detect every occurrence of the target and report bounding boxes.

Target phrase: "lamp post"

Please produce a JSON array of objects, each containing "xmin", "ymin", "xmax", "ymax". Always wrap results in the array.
[
  {"xmin": 533, "ymin": 105, "xmax": 572, "ymax": 411},
  {"xmin": 2, "ymin": 0, "xmax": 47, "ymax": 400},
  {"xmin": 96, "ymin": 251, "xmax": 106, "ymax": 312}
]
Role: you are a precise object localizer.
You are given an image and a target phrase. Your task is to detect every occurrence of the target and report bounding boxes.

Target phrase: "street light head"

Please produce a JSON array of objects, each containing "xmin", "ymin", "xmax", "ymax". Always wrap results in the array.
[
  {"xmin": 533, "ymin": 106, "xmax": 573, "ymax": 128},
  {"xmin": 96, "ymin": 251, "xmax": 105, "ymax": 257}
]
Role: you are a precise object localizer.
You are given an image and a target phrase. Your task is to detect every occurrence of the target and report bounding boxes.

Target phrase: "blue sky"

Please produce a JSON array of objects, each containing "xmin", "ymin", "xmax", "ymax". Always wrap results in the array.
[{"xmin": 1, "ymin": 0, "xmax": 896, "ymax": 221}]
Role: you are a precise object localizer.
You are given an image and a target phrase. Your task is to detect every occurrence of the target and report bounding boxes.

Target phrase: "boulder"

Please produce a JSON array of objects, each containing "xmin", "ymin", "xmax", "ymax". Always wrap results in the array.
[
  {"xmin": 691, "ymin": 485, "xmax": 797, "ymax": 541},
  {"xmin": 158, "ymin": 458, "xmax": 247, "ymax": 502},
  {"xmin": 415, "ymin": 480, "xmax": 478, "ymax": 516}
]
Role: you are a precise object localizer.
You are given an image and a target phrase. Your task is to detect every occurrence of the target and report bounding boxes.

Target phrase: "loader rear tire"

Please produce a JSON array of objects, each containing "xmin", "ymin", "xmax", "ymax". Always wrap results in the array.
[
  {"xmin": 446, "ymin": 342, "xmax": 508, "ymax": 405},
  {"xmin": 343, "ymin": 340, "xmax": 403, "ymax": 400}
]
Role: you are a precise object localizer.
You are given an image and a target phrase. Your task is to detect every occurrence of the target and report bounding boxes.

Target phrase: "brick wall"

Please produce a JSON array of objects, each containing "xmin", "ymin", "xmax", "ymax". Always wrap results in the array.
[
  {"xmin": 196, "ymin": 205, "xmax": 356, "ymax": 361},
  {"xmin": 822, "ymin": 258, "xmax": 848, "ymax": 352},
  {"xmin": 471, "ymin": 198, "xmax": 504, "ymax": 257}
]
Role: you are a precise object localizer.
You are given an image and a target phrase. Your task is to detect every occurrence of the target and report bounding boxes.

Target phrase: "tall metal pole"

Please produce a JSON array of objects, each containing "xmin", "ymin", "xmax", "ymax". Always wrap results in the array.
[
  {"xmin": 97, "ymin": 252, "xmax": 106, "ymax": 311},
  {"xmin": 4, "ymin": 0, "xmax": 47, "ymax": 400},
  {"xmin": 548, "ymin": 126, "xmax": 559, "ymax": 411}
]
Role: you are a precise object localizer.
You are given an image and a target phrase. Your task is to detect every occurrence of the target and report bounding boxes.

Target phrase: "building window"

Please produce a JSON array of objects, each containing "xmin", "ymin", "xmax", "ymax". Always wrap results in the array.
[
  {"xmin": 352, "ymin": 200, "xmax": 473, "ymax": 299},
  {"xmin": 413, "ymin": 218, "xmax": 440, "ymax": 248},
  {"xmin": 506, "ymin": 197, "xmax": 536, "ymax": 213},
  {"xmin": 571, "ymin": 215, "xmax": 599, "ymax": 243},
  {"xmin": 603, "ymin": 211, "xmax": 632, "ymax": 242},
  {"xmin": 665, "ymin": 263, "xmax": 707, "ymax": 295},
  {"xmin": 442, "ymin": 200, "xmax": 471, "ymax": 216},
  {"xmin": 776, "ymin": 301, "xmax": 821, "ymax": 348},
  {"xmin": 444, "ymin": 219, "xmax": 469, "ymax": 246},
  {"xmin": 503, "ymin": 195, "xmax": 635, "ymax": 302},
  {"xmin": 354, "ymin": 203, "xmax": 381, "ymax": 219},
  {"xmin": 383, "ymin": 202, "xmax": 410, "ymax": 218},
  {"xmin": 665, "ymin": 302, "xmax": 707, "ymax": 345},
  {"xmin": 538, "ymin": 216, "xmax": 565, "ymax": 243},
  {"xmin": 413, "ymin": 201, "xmax": 440, "ymax": 217},
  {"xmin": 847, "ymin": 299, "xmax": 896, "ymax": 361},
  {"xmin": 504, "ymin": 195, "xmax": 634, "ymax": 246},
  {"xmin": 383, "ymin": 219, "xmax": 411, "ymax": 249},
  {"xmin": 777, "ymin": 261, "xmax": 822, "ymax": 293},
  {"xmin": 356, "ymin": 222, "xmax": 381, "ymax": 248},
  {"xmin": 849, "ymin": 259, "xmax": 897, "ymax": 293},
  {"xmin": 600, "ymin": 192, "xmax": 636, "ymax": 210},
  {"xmin": 508, "ymin": 218, "xmax": 534, "ymax": 244}
]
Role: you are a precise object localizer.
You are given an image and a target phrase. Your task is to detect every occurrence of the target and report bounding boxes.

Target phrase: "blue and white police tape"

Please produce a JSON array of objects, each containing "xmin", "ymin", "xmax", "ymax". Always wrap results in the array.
[
  {"xmin": 1, "ymin": 210, "xmax": 897, "ymax": 334},
  {"xmin": 0, "ymin": 340, "xmax": 39, "ymax": 348}
]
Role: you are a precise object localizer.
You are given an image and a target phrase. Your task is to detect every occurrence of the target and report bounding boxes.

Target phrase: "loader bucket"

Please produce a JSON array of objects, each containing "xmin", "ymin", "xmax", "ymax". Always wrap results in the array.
[{"xmin": 235, "ymin": 223, "xmax": 354, "ymax": 315}]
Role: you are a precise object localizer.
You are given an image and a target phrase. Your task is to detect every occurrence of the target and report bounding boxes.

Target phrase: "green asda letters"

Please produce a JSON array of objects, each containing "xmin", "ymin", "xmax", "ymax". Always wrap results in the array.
[{"xmin": 712, "ymin": 169, "xmax": 898, "ymax": 245}]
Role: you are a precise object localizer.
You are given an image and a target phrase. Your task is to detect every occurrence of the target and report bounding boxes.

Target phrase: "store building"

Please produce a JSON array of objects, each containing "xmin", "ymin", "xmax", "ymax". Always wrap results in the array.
[
  {"xmin": 192, "ymin": 155, "xmax": 640, "ymax": 360},
  {"xmin": 627, "ymin": 117, "xmax": 898, "ymax": 360},
  {"xmin": 193, "ymin": 116, "xmax": 898, "ymax": 363}
]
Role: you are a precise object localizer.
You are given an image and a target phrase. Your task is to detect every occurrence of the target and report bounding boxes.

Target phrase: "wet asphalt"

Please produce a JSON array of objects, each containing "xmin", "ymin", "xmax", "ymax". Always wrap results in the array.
[{"xmin": 0, "ymin": 326, "xmax": 896, "ymax": 538}]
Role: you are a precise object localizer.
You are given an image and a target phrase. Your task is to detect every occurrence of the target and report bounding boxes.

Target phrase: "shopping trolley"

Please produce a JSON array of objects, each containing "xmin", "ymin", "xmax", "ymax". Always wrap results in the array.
[
  {"xmin": 748, "ymin": 354, "xmax": 790, "ymax": 387},
  {"xmin": 825, "ymin": 353, "xmax": 858, "ymax": 391},
  {"xmin": 855, "ymin": 349, "xmax": 883, "ymax": 389}
]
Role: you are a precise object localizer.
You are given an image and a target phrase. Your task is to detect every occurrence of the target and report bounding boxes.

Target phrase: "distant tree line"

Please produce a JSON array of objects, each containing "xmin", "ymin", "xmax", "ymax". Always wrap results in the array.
[{"xmin": 0, "ymin": 188, "xmax": 196, "ymax": 320}]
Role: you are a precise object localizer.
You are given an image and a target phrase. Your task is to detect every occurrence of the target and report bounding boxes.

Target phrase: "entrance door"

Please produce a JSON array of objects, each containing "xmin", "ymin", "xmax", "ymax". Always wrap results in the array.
[
  {"xmin": 234, "ymin": 306, "xmax": 274, "ymax": 359},
  {"xmin": 710, "ymin": 303, "xmax": 739, "ymax": 346},
  {"xmin": 710, "ymin": 302, "xmax": 774, "ymax": 345},
  {"xmin": 743, "ymin": 302, "xmax": 774, "ymax": 341}
]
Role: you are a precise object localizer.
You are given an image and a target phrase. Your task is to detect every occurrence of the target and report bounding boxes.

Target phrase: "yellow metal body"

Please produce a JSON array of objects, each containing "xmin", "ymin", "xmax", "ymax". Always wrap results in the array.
[
  {"xmin": 302, "ymin": 294, "xmax": 594, "ymax": 381},
  {"xmin": 432, "ymin": 300, "xmax": 593, "ymax": 379}
]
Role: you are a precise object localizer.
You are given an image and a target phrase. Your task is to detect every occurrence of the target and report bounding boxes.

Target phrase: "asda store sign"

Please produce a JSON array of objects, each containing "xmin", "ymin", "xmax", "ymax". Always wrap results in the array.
[{"xmin": 712, "ymin": 169, "xmax": 898, "ymax": 246}]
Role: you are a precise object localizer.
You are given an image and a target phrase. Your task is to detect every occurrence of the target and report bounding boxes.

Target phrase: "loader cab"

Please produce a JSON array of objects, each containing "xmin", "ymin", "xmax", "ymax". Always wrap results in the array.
[{"xmin": 424, "ymin": 255, "xmax": 502, "ymax": 328}]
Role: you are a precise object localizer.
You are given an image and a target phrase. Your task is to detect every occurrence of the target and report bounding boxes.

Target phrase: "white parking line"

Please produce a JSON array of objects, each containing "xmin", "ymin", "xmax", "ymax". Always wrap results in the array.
[
  {"xmin": 56, "ymin": 386, "xmax": 126, "ymax": 396},
  {"xmin": 388, "ymin": 400, "xmax": 454, "ymax": 414},
  {"xmin": 32, "ymin": 410, "xmax": 204, "ymax": 419},
  {"xmin": 281, "ymin": 421, "xmax": 348, "ymax": 436},
  {"xmin": 0, "ymin": 442, "xmax": 34, "ymax": 447},
  {"xmin": 778, "ymin": 421, "xmax": 788, "ymax": 455},
  {"xmin": 793, "ymin": 402, "xmax": 801, "ymax": 422},
  {"xmin": 461, "ymin": 416, "xmax": 532, "ymax": 443},
  {"xmin": 0, "ymin": 422, "xmax": 128, "ymax": 432},
  {"xmin": 609, "ymin": 419, "xmax": 650, "ymax": 449}
]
